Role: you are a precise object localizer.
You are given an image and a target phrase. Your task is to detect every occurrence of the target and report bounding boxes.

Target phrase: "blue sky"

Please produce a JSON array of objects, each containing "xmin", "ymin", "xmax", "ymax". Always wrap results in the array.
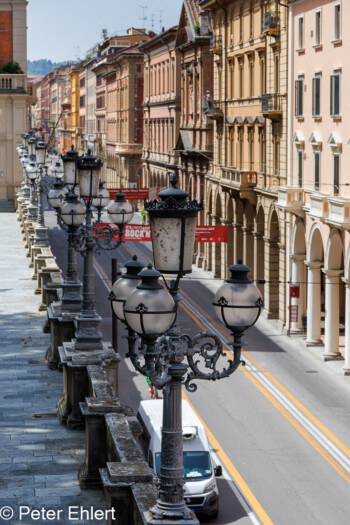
[{"xmin": 27, "ymin": 0, "xmax": 182, "ymax": 62}]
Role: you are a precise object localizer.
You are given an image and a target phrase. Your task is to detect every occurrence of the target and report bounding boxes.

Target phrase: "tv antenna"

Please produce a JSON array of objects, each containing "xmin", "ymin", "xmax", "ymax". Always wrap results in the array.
[
  {"xmin": 159, "ymin": 10, "xmax": 163, "ymax": 32},
  {"xmin": 150, "ymin": 13, "xmax": 155, "ymax": 31},
  {"xmin": 139, "ymin": 5, "xmax": 148, "ymax": 27}
]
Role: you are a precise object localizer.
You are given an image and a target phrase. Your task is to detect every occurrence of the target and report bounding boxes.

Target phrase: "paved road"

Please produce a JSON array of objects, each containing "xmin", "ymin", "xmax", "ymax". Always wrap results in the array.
[{"xmin": 47, "ymin": 210, "xmax": 350, "ymax": 525}]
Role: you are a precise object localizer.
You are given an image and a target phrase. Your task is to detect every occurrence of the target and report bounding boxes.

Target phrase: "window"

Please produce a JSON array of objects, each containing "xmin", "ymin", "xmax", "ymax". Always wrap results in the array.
[
  {"xmin": 274, "ymin": 54, "xmax": 279, "ymax": 93},
  {"xmin": 315, "ymin": 10, "xmax": 321, "ymax": 46},
  {"xmin": 298, "ymin": 15, "xmax": 304, "ymax": 50},
  {"xmin": 230, "ymin": 129, "xmax": 234, "ymax": 166},
  {"xmin": 297, "ymin": 150, "xmax": 303, "ymax": 188},
  {"xmin": 330, "ymin": 71, "xmax": 340, "ymax": 116},
  {"xmin": 314, "ymin": 150, "xmax": 320, "ymax": 190},
  {"xmin": 312, "ymin": 75, "xmax": 321, "ymax": 117},
  {"xmin": 273, "ymin": 135, "xmax": 280, "ymax": 175},
  {"xmin": 249, "ymin": 60, "xmax": 254, "ymax": 97},
  {"xmin": 259, "ymin": 129, "xmax": 265, "ymax": 172},
  {"xmin": 333, "ymin": 154, "xmax": 340, "ymax": 195},
  {"xmin": 230, "ymin": 62, "xmax": 234, "ymax": 98},
  {"xmin": 79, "ymin": 77, "xmax": 85, "ymax": 88},
  {"xmin": 240, "ymin": 6, "xmax": 243, "ymax": 42},
  {"xmin": 250, "ymin": 2, "xmax": 253, "ymax": 39},
  {"xmin": 79, "ymin": 95, "xmax": 85, "ymax": 108},
  {"xmin": 295, "ymin": 78, "xmax": 303, "ymax": 117},
  {"xmin": 260, "ymin": 57, "xmax": 265, "ymax": 94},
  {"xmin": 239, "ymin": 59, "xmax": 244, "ymax": 98},
  {"xmin": 334, "ymin": 2, "xmax": 341, "ymax": 41},
  {"xmin": 249, "ymin": 129, "xmax": 254, "ymax": 170}
]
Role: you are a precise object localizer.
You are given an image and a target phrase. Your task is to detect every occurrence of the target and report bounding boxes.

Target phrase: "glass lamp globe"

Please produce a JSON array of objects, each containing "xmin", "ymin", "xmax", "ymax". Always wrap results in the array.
[
  {"xmin": 144, "ymin": 173, "xmax": 203, "ymax": 276},
  {"xmin": 28, "ymin": 137, "xmax": 37, "ymax": 158},
  {"xmin": 62, "ymin": 146, "xmax": 79, "ymax": 186},
  {"xmin": 48, "ymin": 181, "xmax": 65, "ymax": 209},
  {"xmin": 51, "ymin": 162, "xmax": 64, "ymax": 180},
  {"xmin": 26, "ymin": 162, "xmax": 38, "ymax": 181},
  {"xmin": 77, "ymin": 150, "xmax": 102, "ymax": 198},
  {"xmin": 60, "ymin": 192, "xmax": 86, "ymax": 227},
  {"xmin": 92, "ymin": 181, "xmax": 110, "ymax": 209},
  {"xmin": 124, "ymin": 265, "xmax": 176, "ymax": 339},
  {"xmin": 21, "ymin": 132, "xmax": 31, "ymax": 148},
  {"xmin": 20, "ymin": 155, "xmax": 29, "ymax": 168},
  {"xmin": 110, "ymin": 255, "xmax": 144, "ymax": 321},
  {"xmin": 106, "ymin": 191, "xmax": 134, "ymax": 227},
  {"xmin": 35, "ymin": 141, "xmax": 48, "ymax": 165},
  {"xmin": 213, "ymin": 260, "xmax": 263, "ymax": 332}
]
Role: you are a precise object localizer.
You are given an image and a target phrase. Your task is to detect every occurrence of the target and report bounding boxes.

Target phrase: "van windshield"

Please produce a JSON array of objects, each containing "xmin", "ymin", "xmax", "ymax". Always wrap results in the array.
[{"xmin": 155, "ymin": 451, "xmax": 212, "ymax": 480}]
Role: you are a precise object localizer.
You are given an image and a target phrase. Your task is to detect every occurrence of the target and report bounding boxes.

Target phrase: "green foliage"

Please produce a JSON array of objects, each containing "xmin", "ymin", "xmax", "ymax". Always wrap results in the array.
[
  {"xmin": 27, "ymin": 59, "xmax": 69, "ymax": 76},
  {"xmin": 194, "ymin": 23, "xmax": 200, "ymax": 35},
  {"xmin": 0, "ymin": 61, "xmax": 23, "ymax": 74}
]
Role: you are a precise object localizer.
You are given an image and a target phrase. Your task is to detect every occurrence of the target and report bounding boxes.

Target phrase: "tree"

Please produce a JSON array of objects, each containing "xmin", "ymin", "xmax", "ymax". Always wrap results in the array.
[{"xmin": 0, "ymin": 61, "xmax": 23, "ymax": 74}]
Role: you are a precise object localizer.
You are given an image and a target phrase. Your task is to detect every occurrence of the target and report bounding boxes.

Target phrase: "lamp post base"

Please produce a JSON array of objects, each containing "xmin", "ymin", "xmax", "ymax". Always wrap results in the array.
[
  {"xmin": 74, "ymin": 313, "xmax": 104, "ymax": 351},
  {"xmin": 145, "ymin": 504, "xmax": 199, "ymax": 524},
  {"xmin": 33, "ymin": 225, "xmax": 49, "ymax": 247}
]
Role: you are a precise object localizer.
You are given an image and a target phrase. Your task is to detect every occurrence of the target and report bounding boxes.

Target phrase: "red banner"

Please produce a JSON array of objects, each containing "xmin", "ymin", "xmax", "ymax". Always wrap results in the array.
[
  {"xmin": 109, "ymin": 188, "xmax": 149, "ymax": 200},
  {"xmin": 195, "ymin": 226, "xmax": 228, "ymax": 243},
  {"xmin": 96, "ymin": 224, "xmax": 228, "ymax": 243}
]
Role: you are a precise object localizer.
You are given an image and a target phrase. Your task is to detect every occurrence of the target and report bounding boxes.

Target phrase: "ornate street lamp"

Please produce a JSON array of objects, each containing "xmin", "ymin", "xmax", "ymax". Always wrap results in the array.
[
  {"xmin": 21, "ymin": 132, "xmax": 31, "ymax": 149},
  {"xmin": 28, "ymin": 136, "xmax": 37, "ymax": 161},
  {"xmin": 33, "ymin": 140, "xmax": 50, "ymax": 246},
  {"xmin": 62, "ymin": 146, "xmax": 79, "ymax": 187},
  {"xmin": 47, "ymin": 179, "xmax": 66, "ymax": 210},
  {"xmin": 144, "ymin": 173, "xmax": 203, "ymax": 291},
  {"xmin": 25, "ymin": 162, "xmax": 39, "ymax": 222},
  {"xmin": 92, "ymin": 181, "xmax": 110, "ymax": 224},
  {"xmin": 115, "ymin": 174, "xmax": 263, "ymax": 522},
  {"xmin": 59, "ymin": 191, "xmax": 86, "ymax": 228},
  {"xmin": 51, "ymin": 161, "xmax": 64, "ymax": 180}
]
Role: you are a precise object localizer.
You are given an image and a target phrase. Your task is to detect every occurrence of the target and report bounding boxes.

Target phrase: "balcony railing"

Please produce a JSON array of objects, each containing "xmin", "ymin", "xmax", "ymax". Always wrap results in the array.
[
  {"xmin": 207, "ymin": 101, "xmax": 223, "ymax": 121},
  {"xmin": 261, "ymin": 93, "xmax": 283, "ymax": 119},
  {"xmin": 264, "ymin": 11, "xmax": 280, "ymax": 36},
  {"xmin": 115, "ymin": 143, "xmax": 143, "ymax": 155},
  {"xmin": 0, "ymin": 74, "xmax": 26, "ymax": 93},
  {"xmin": 277, "ymin": 186, "xmax": 305, "ymax": 217}
]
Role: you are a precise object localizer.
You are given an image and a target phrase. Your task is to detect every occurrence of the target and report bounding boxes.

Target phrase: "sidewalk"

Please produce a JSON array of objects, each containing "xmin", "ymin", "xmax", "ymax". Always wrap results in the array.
[{"xmin": 0, "ymin": 213, "xmax": 105, "ymax": 524}]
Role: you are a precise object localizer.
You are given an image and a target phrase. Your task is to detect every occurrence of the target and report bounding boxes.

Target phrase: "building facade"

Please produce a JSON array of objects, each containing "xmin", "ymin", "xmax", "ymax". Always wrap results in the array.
[
  {"xmin": 141, "ymin": 27, "xmax": 181, "ymax": 197},
  {"xmin": 200, "ymin": 0, "xmax": 288, "ymax": 326},
  {"xmin": 277, "ymin": 0, "xmax": 350, "ymax": 372},
  {"xmin": 175, "ymin": 1, "xmax": 214, "ymax": 268},
  {"xmin": 0, "ymin": 0, "xmax": 28, "ymax": 202}
]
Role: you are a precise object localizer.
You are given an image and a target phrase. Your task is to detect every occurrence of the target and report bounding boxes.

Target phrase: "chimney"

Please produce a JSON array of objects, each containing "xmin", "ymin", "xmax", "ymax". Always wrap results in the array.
[{"xmin": 200, "ymin": 11, "xmax": 210, "ymax": 36}]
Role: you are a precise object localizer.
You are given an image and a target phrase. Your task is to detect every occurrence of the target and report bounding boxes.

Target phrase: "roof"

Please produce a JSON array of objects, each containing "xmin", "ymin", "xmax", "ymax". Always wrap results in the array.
[
  {"xmin": 107, "ymin": 43, "xmax": 143, "ymax": 63},
  {"xmin": 140, "ymin": 26, "xmax": 178, "ymax": 50}
]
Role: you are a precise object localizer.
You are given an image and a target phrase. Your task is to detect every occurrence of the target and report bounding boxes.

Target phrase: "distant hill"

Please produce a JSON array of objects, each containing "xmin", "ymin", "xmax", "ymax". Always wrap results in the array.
[{"xmin": 27, "ymin": 59, "xmax": 73, "ymax": 76}]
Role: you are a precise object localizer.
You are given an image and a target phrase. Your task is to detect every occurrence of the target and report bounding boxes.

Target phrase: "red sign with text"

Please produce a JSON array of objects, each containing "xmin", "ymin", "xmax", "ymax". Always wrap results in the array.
[
  {"xmin": 96, "ymin": 224, "xmax": 228, "ymax": 243},
  {"xmin": 109, "ymin": 188, "xmax": 149, "ymax": 200},
  {"xmin": 195, "ymin": 226, "xmax": 228, "ymax": 243}
]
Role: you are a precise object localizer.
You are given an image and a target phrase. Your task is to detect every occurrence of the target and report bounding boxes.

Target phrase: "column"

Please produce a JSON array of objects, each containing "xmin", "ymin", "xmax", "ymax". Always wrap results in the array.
[
  {"xmin": 342, "ymin": 278, "xmax": 350, "ymax": 375},
  {"xmin": 243, "ymin": 226, "xmax": 254, "ymax": 278},
  {"xmin": 290, "ymin": 254, "xmax": 305, "ymax": 332},
  {"xmin": 253, "ymin": 231, "xmax": 264, "ymax": 299},
  {"xmin": 305, "ymin": 262, "xmax": 322, "ymax": 346},
  {"xmin": 233, "ymin": 222, "xmax": 243, "ymax": 264},
  {"xmin": 323, "ymin": 269, "xmax": 343, "ymax": 361}
]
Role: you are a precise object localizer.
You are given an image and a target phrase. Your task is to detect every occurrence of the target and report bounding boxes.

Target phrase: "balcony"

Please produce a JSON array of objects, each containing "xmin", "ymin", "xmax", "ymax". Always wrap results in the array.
[
  {"xmin": 261, "ymin": 93, "xmax": 283, "ymax": 120},
  {"xmin": 210, "ymin": 35, "xmax": 222, "ymax": 55},
  {"xmin": 207, "ymin": 101, "xmax": 223, "ymax": 121},
  {"xmin": 221, "ymin": 169, "xmax": 257, "ymax": 204},
  {"xmin": 115, "ymin": 143, "xmax": 142, "ymax": 156},
  {"xmin": 326, "ymin": 198, "xmax": 350, "ymax": 228},
  {"xmin": 263, "ymin": 11, "xmax": 280, "ymax": 37},
  {"xmin": 305, "ymin": 192, "xmax": 329, "ymax": 221},
  {"xmin": 276, "ymin": 186, "xmax": 305, "ymax": 217},
  {"xmin": 0, "ymin": 74, "xmax": 26, "ymax": 94}
]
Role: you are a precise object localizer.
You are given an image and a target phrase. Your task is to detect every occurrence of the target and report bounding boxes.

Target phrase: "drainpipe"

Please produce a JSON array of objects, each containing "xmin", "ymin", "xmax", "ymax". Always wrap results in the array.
[
  {"xmin": 286, "ymin": 2, "xmax": 293, "ymax": 330},
  {"xmin": 214, "ymin": 1, "xmax": 228, "ymax": 168},
  {"xmin": 139, "ymin": 43, "xmax": 152, "ymax": 186}
]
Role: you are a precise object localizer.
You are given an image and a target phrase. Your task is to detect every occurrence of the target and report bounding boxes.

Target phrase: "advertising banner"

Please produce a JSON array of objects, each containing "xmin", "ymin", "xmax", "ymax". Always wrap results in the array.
[
  {"xmin": 95, "ymin": 224, "xmax": 228, "ymax": 243},
  {"xmin": 108, "ymin": 188, "xmax": 149, "ymax": 200}
]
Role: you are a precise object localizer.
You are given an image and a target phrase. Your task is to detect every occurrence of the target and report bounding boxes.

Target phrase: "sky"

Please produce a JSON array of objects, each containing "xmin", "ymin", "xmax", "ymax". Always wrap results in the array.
[{"xmin": 27, "ymin": 0, "xmax": 183, "ymax": 62}]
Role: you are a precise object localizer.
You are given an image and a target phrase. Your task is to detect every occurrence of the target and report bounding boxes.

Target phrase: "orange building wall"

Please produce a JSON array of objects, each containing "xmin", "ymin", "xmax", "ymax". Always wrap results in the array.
[{"xmin": 0, "ymin": 11, "xmax": 13, "ymax": 68}]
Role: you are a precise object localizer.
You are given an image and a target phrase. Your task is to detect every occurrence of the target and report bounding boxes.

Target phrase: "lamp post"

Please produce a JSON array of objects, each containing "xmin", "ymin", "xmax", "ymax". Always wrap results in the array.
[
  {"xmin": 25, "ymin": 161, "xmax": 39, "ymax": 222},
  {"xmin": 33, "ymin": 140, "xmax": 50, "ymax": 247},
  {"xmin": 112, "ymin": 174, "xmax": 263, "ymax": 523}
]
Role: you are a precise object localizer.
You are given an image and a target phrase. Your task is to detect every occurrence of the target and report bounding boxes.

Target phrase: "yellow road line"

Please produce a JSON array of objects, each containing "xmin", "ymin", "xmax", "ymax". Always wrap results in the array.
[
  {"xmin": 244, "ymin": 372, "xmax": 350, "ymax": 484},
  {"xmin": 112, "ymin": 245, "xmax": 350, "ymax": 478},
  {"xmin": 264, "ymin": 372, "xmax": 350, "ymax": 458},
  {"xmin": 182, "ymin": 390, "xmax": 274, "ymax": 525}
]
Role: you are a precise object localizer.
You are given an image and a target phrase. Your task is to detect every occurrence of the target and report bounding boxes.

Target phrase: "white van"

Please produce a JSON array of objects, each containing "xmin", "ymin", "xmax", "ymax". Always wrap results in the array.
[{"xmin": 137, "ymin": 399, "xmax": 221, "ymax": 518}]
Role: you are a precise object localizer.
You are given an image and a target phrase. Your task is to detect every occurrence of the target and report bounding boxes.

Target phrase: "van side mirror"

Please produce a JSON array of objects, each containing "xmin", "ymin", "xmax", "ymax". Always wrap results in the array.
[{"xmin": 214, "ymin": 465, "xmax": 222, "ymax": 477}]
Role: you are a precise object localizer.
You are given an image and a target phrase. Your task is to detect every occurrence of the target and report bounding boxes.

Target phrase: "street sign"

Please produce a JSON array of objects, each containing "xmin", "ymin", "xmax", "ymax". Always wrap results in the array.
[
  {"xmin": 195, "ymin": 226, "xmax": 228, "ymax": 243},
  {"xmin": 290, "ymin": 305, "xmax": 298, "ymax": 323},
  {"xmin": 290, "ymin": 284, "xmax": 300, "ymax": 298},
  {"xmin": 109, "ymin": 188, "xmax": 149, "ymax": 200},
  {"xmin": 95, "ymin": 224, "xmax": 229, "ymax": 243}
]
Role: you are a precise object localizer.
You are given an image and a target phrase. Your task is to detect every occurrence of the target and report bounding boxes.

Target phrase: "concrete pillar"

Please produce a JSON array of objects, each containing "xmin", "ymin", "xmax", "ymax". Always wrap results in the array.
[
  {"xmin": 243, "ymin": 226, "xmax": 254, "ymax": 279},
  {"xmin": 290, "ymin": 254, "xmax": 305, "ymax": 332},
  {"xmin": 253, "ymin": 231, "xmax": 264, "ymax": 299},
  {"xmin": 342, "ymin": 278, "xmax": 350, "ymax": 375},
  {"xmin": 233, "ymin": 222, "xmax": 243, "ymax": 264},
  {"xmin": 323, "ymin": 269, "xmax": 343, "ymax": 361},
  {"xmin": 263, "ymin": 237, "xmax": 279, "ymax": 319},
  {"xmin": 305, "ymin": 262, "xmax": 322, "ymax": 346}
]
